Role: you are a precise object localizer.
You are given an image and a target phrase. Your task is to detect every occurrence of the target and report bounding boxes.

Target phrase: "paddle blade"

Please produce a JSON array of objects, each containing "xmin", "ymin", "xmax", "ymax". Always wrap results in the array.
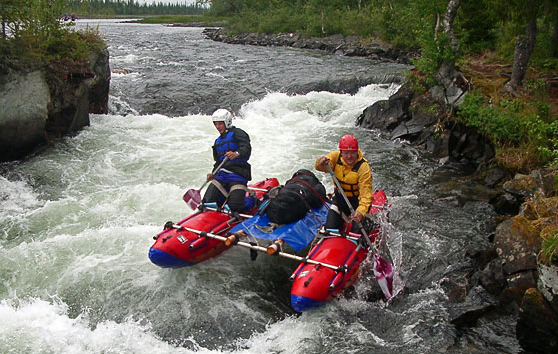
[
  {"xmin": 183, "ymin": 189, "xmax": 202, "ymax": 210},
  {"xmin": 373, "ymin": 254, "xmax": 394, "ymax": 299}
]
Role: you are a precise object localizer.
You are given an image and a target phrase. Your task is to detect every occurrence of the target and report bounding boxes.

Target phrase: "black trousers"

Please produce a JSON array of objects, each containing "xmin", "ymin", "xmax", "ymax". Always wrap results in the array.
[
  {"xmin": 202, "ymin": 181, "xmax": 247, "ymax": 213},
  {"xmin": 324, "ymin": 193, "xmax": 359, "ymax": 231}
]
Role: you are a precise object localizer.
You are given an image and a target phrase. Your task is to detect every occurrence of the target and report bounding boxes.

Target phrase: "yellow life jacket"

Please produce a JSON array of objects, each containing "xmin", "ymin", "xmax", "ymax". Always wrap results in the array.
[{"xmin": 334, "ymin": 155, "xmax": 365, "ymax": 198}]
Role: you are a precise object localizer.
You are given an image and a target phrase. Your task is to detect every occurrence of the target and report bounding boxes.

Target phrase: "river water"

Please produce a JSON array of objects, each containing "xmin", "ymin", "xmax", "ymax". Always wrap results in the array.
[{"xmin": 0, "ymin": 20, "xmax": 521, "ymax": 353}]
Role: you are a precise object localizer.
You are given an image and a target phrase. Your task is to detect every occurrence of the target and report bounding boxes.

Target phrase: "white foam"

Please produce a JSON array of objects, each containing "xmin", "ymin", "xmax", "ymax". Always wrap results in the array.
[{"xmin": 0, "ymin": 298, "xmax": 197, "ymax": 354}]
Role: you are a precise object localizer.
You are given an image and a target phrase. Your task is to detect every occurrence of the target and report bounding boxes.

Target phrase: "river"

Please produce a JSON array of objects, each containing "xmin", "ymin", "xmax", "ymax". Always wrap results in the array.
[{"xmin": 0, "ymin": 20, "xmax": 521, "ymax": 353}]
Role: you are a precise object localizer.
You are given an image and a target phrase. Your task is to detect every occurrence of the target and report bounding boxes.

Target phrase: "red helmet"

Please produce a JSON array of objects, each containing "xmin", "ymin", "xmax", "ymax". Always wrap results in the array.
[{"xmin": 338, "ymin": 134, "xmax": 359, "ymax": 151}]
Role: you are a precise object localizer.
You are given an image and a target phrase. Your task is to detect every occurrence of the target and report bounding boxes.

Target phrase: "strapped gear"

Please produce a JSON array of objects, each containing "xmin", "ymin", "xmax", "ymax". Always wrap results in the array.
[
  {"xmin": 266, "ymin": 169, "xmax": 327, "ymax": 225},
  {"xmin": 212, "ymin": 109, "xmax": 233, "ymax": 129},
  {"xmin": 338, "ymin": 134, "xmax": 358, "ymax": 151}
]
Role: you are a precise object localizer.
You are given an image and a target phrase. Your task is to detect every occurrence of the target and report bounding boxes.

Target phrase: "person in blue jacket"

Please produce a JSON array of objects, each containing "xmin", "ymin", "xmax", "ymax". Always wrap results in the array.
[{"xmin": 202, "ymin": 109, "xmax": 252, "ymax": 213}]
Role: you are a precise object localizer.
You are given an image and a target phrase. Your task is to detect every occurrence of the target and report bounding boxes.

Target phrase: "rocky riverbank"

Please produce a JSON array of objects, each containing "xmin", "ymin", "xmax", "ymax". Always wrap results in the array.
[
  {"xmin": 201, "ymin": 27, "xmax": 558, "ymax": 353},
  {"xmin": 0, "ymin": 48, "xmax": 110, "ymax": 162},
  {"xmin": 202, "ymin": 28, "xmax": 414, "ymax": 64},
  {"xmin": 360, "ymin": 82, "xmax": 558, "ymax": 353}
]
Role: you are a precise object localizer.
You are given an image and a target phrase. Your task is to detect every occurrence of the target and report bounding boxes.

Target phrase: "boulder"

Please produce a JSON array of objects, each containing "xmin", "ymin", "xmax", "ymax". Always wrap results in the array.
[
  {"xmin": 494, "ymin": 218, "xmax": 538, "ymax": 276},
  {"xmin": 357, "ymin": 83, "xmax": 415, "ymax": 130},
  {"xmin": 503, "ymin": 173, "xmax": 541, "ymax": 200},
  {"xmin": 0, "ymin": 70, "xmax": 50, "ymax": 161},
  {"xmin": 87, "ymin": 49, "xmax": 111, "ymax": 114},
  {"xmin": 538, "ymin": 264, "xmax": 558, "ymax": 314},
  {"xmin": 0, "ymin": 48, "xmax": 110, "ymax": 162},
  {"xmin": 517, "ymin": 288, "xmax": 558, "ymax": 353}
]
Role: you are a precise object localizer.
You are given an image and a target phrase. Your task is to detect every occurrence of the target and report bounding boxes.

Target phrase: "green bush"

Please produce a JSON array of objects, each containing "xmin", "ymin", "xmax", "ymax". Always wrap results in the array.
[
  {"xmin": 457, "ymin": 91, "xmax": 525, "ymax": 144},
  {"xmin": 2, "ymin": 0, "xmax": 105, "ymax": 66},
  {"xmin": 534, "ymin": 119, "xmax": 558, "ymax": 166},
  {"xmin": 458, "ymin": 90, "xmax": 558, "ymax": 167},
  {"xmin": 413, "ymin": 32, "xmax": 458, "ymax": 86}
]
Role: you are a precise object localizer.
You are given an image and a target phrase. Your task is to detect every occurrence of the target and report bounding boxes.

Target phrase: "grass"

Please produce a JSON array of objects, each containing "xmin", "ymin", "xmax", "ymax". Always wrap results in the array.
[{"xmin": 541, "ymin": 231, "xmax": 558, "ymax": 264}]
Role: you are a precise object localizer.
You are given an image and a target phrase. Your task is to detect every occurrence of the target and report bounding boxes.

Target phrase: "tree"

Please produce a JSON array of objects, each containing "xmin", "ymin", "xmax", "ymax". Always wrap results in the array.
[
  {"xmin": 1, "ymin": 0, "xmax": 24, "ymax": 40},
  {"xmin": 504, "ymin": 1, "xmax": 541, "ymax": 93},
  {"xmin": 441, "ymin": 0, "xmax": 460, "ymax": 54}
]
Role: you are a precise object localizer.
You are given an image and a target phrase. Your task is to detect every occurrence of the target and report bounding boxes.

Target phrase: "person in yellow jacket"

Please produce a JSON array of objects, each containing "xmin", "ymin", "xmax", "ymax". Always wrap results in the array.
[{"xmin": 315, "ymin": 134, "xmax": 373, "ymax": 231}]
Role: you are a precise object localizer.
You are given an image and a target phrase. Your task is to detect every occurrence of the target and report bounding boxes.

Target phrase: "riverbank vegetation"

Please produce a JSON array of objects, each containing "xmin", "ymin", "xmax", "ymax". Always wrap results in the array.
[{"xmin": 1, "ymin": 0, "xmax": 105, "ymax": 72}]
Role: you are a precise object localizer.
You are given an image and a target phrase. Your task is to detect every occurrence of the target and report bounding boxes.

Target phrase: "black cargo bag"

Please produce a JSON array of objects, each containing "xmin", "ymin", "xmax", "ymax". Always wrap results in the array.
[{"xmin": 266, "ymin": 169, "xmax": 327, "ymax": 225}]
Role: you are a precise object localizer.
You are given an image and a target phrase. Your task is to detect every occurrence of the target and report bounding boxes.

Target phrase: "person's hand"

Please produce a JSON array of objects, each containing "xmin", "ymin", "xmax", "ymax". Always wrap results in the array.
[
  {"xmin": 351, "ymin": 211, "xmax": 364, "ymax": 223},
  {"xmin": 206, "ymin": 173, "xmax": 214, "ymax": 181},
  {"xmin": 225, "ymin": 151, "xmax": 240, "ymax": 160},
  {"xmin": 317, "ymin": 156, "xmax": 330, "ymax": 166}
]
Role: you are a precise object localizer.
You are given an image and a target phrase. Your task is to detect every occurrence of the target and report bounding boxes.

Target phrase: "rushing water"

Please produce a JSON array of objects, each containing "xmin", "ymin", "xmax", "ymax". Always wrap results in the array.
[{"xmin": 0, "ymin": 20, "xmax": 521, "ymax": 353}]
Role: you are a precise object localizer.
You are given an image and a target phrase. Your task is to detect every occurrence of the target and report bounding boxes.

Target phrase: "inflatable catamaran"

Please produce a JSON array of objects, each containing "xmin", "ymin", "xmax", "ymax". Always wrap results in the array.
[{"xmin": 149, "ymin": 175, "xmax": 394, "ymax": 312}]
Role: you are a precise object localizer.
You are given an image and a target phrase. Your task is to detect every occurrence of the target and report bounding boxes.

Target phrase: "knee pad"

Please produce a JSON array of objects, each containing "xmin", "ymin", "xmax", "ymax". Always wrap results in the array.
[{"xmin": 227, "ymin": 189, "xmax": 246, "ymax": 212}]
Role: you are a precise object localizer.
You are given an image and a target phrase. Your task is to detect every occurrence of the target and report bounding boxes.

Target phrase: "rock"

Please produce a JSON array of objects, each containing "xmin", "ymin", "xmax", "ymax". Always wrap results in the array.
[
  {"xmin": 509, "ymin": 215, "xmax": 542, "ymax": 249},
  {"xmin": 538, "ymin": 264, "xmax": 558, "ymax": 314},
  {"xmin": 506, "ymin": 270, "xmax": 538, "ymax": 291},
  {"xmin": 0, "ymin": 48, "xmax": 110, "ymax": 162},
  {"xmin": 520, "ymin": 197, "xmax": 558, "ymax": 220},
  {"xmin": 503, "ymin": 173, "xmax": 540, "ymax": 200},
  {"xmin": 494, "ymin": 218, "xmax": 538, "ymax": 275},
  {"xmin": 483, "ymin": 166, "xmax": 508, "ymax": 188},
  {"xmin": 479, "ymin": 258, "xmax": 506, "ymax": 296},
  {"xmin": 203, "ymin": 28, "xmax": 414, "ymax": 64},
  {"xmin": 491, "ymin": 193, "xmax": 520, "ymax": 215},
  {"xmin": 0, "ymin": 70, "xmax": 50, "ymax": 161},
  {"xmin": 358, "ymin": 98, "xmax": 406, "ymax": 131},
  {"xmin": 448, "ymin": 286, "xmax": 497, "ymax": 328},
  {"xmin": 441, "ymin": 276, "xmax": 470, "ymax": 303},
  {"xmin": 534, "ymin": 218, "xmax": 556, "ymax": 234},
  {"xmin": 471, "ymin": 248, "xmax": 499, "ymax": 270},
  {"xmin": 357, "ymin": 82, "xmax": 415, "ymax": 130},
  {"xmin": 517, "ymin": 288, "xmax": 558, "ymax": 353},
  {"xmin": 540, "ymin": 224, "xmax": 558, "ymax": 240},
  {"xmin": 87, "ymin": 49, "xmax": 111, "ymax": 114},
  {"xmin": 45, "ymin": 61, "xmax": 92, "ymax": 139},
  {"xmin": 499, "ymin": 287, "xmax": 524, "ymax": 311},
  {"xmin": 530, "ymin": 168, "xmax": 558, "ymax": 197},
  {"xmin": 435, "ymin": 179, "xmax": 499, "ymax": 204},
  {"xmin": 429, "ymin": 84, "xmax": 465, "ymax": 106}
]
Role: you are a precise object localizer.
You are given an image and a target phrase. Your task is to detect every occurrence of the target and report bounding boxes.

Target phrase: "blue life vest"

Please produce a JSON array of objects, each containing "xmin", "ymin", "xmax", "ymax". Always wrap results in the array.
[{"xmin": 215, "ymin": 131, "xmax": 248, "ymax": 163}]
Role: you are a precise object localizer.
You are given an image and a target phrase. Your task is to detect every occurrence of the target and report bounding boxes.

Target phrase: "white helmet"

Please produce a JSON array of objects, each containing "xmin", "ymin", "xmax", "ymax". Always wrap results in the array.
[{"xmin": 212, "ymin": 109, "xmax": 233, "ymax": 129}]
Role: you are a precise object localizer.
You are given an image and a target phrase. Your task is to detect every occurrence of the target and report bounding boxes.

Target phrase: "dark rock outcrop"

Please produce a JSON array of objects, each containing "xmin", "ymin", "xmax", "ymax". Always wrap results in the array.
[
  {"xmin": 0, "ymin": 70, "xmax": 51, "ymax": 161},
  {"xmin": 355, "ymin": 71, "xmax": 558, "ymax": 353},
  {"xmin": 357, "ymin": 82, "xmax": 495, "ymax": 167},
  {"xmin": 517, "ymin": 288, "xmax": 558, "ymax": 353},
  {"xmin": 0, "ymin": 49, "xmax": 110, "ymax": 162}
]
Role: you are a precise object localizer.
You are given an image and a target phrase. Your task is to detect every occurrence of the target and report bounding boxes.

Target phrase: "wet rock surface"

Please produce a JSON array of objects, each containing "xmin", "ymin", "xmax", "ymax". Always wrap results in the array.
[{"xmin": 0, "ymin": 49, "xmax": 110, "ymax": 162}]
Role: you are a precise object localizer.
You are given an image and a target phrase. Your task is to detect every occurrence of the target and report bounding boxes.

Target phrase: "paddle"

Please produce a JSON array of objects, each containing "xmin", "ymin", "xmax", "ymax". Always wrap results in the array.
[
  {"xmin": 325, "ymin": 164, "xmax": 394, "ymax": 299},
  {"xmin": 183, "ymin": 156, "xmax": 229, "ymax": 210}
]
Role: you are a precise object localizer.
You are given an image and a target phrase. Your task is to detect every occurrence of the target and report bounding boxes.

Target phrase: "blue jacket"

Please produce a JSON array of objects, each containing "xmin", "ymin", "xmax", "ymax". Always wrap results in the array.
[{"xmin": 212, "ymin": 126, "xmax": 252, "ymax": 181}]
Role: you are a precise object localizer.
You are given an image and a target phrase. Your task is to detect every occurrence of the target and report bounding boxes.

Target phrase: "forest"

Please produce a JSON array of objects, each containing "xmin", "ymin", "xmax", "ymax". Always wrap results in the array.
[{"xmin": 63, "ymin": 0, "xmax": 205, "ymax": 16}]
